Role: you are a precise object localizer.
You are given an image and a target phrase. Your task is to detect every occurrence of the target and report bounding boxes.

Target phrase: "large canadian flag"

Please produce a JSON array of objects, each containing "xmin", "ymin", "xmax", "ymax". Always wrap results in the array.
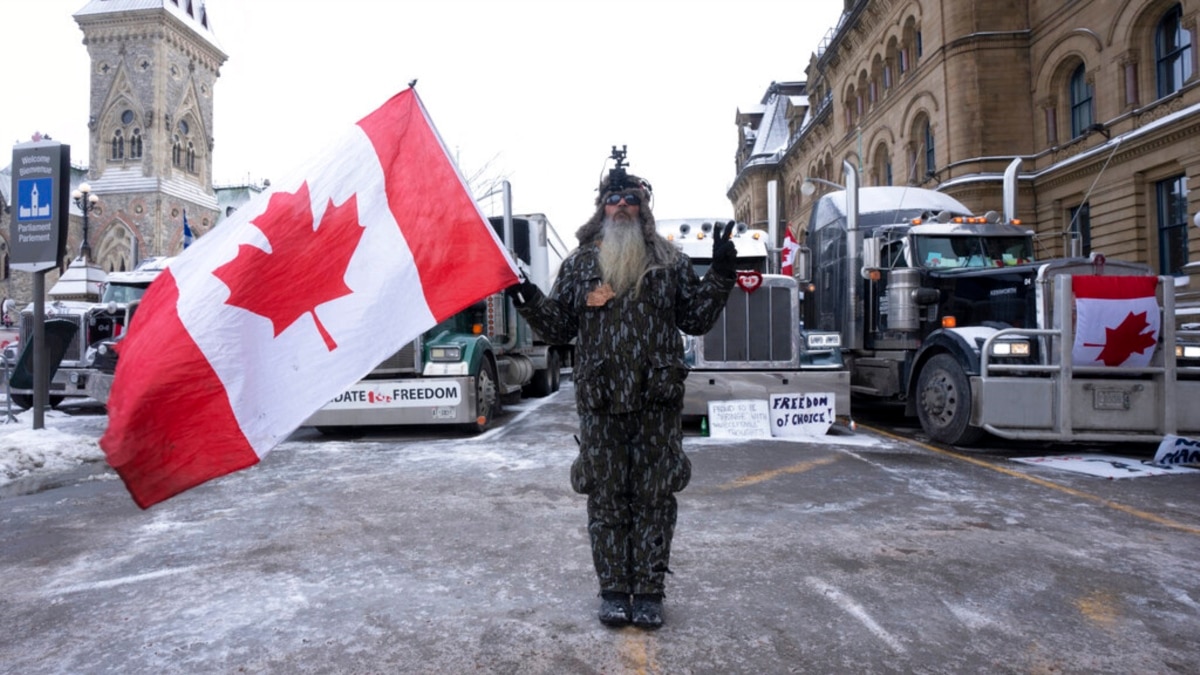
[
  {"xmin": 1071, "ymin": 275, "xmax": 1160, "ymax": 368},
  {"xmin": 101, "ymin": 88, "xmax": 519, "ymax": 508},
  {"xmin": 780, "ymin": 227, "xmax": 800, "ymax": 276}
]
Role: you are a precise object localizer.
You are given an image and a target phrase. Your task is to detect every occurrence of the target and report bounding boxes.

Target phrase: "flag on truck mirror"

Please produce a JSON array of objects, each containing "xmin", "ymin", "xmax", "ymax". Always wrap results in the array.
[
  {"xmin": 100, "ymin": 88, "xmax": 519, "ymax": 508},
  {"xmin": 781, "ymin": 228, "xmax": 800, "ymax": 276},
  {"xmin": 1072, "ymin": 275, "xmax": 1160, "ymax": 368}
]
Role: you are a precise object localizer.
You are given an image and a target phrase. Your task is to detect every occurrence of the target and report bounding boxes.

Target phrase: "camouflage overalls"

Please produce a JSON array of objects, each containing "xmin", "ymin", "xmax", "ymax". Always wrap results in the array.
[{"xmin": 517, "ymin": 242, "xmax": 734, "ymax": 596}]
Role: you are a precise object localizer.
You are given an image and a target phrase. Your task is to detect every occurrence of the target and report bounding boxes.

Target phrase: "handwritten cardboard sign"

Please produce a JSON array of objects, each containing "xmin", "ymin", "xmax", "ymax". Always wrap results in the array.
[
  {"xmin": 707, "ymin": 400, "xmax": 772, "ymax": 439},
  {"xmin": 769, "ymin": 392, "xmax": 835, "ymax": 437}
]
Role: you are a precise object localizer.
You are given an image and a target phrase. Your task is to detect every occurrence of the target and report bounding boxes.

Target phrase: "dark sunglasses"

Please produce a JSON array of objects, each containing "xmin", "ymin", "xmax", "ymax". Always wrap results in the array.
[{"xmin": 604, "ymin": 193, "xmax": 641, "ymax": 206}]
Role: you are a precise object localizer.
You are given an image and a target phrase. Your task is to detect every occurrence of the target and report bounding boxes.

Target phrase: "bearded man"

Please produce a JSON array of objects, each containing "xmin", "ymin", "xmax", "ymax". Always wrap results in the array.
[{"xmin": 508, "ymin": 169, "xmax": 737, "ymax": 629}]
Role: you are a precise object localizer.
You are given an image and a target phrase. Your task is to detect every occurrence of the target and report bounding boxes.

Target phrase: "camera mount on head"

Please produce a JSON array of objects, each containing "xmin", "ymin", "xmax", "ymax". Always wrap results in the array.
[
  {"xmin": 607, "ymin": 145, "xmax": 631, "ymax": 192},
  {"xmin": 603, "ymin": 144, "xmax": 651, "ymax": 198}
]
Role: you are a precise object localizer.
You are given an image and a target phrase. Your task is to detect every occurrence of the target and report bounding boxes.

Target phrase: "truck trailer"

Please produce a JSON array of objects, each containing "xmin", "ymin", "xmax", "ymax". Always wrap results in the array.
[{"xmin": 795, "ymin": 159, "xmax": 1199, "ymax": 445}]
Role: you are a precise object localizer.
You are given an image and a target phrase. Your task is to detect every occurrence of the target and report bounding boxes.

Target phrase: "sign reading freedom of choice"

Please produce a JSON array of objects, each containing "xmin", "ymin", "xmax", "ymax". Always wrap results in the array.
[{"xmin": 707, "ymin": 393, "xmax": 835, "ymax": 439}]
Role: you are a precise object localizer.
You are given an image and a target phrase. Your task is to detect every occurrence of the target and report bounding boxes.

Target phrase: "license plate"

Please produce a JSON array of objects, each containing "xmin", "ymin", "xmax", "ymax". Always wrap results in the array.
[
  {"xmin": 432, "ymin": 407, "xmax": 456, "ymax": 419},
  {"xmin": 1093, "ymin": 389, "xmax": 1129, "ymax": 410}
]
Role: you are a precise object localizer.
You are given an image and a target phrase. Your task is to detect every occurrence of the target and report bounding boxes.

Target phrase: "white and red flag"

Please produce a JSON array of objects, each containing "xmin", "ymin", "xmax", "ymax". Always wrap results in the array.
[
  {"xmin": 101, "ymin": 88, "xmax": 518, "ymax": 508},
  {"xmin": 780, "ymin": 227, "xmax": 800, "ymax": 276},
  {"xmin": 1071, "ymin": 275, "xmax": 1160, "ymax": 368}
]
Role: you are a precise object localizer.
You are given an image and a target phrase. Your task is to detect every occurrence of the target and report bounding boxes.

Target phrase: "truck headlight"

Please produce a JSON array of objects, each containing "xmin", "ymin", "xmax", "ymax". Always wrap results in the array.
[
  {"xmin": 990, "ymin": 340, "xmax": 1030, "ymax": 357},
  {"xmin": 429, "ymin": 346, "xmax": 462, "ymax": 362},
  {"xmin": 806, "ymin": 333, "xmax": 842, "ymax": 348},
  {"xmin": 1178, "ymin": 344, "xmax": 1200, "ymax": 359}
]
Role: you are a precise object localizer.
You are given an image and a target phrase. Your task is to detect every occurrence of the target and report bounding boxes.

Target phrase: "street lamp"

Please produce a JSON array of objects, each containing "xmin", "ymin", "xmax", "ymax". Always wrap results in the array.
[
  {"xmin": 71, "ymin": 182, "xmax": 100, "ymax": 260},
  {"xmin": 800, "ymin": 177, "xmax": 846, "ymax": 197}
]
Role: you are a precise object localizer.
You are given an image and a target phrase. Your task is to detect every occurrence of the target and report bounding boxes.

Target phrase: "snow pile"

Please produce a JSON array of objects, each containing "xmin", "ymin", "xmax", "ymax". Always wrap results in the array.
[{"xmin": 0, "ymin": 410, "xmax": 105, "ymax": 485}]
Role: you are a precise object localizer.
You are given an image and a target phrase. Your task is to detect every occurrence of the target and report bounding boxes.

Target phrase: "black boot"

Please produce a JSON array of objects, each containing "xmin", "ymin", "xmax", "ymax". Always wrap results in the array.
[
  {"xmin": 598, "ymin": 591, "xmax": 632, "ymax": 627},
  {"xmin": 631, "ymin": 593, "xmax": 664, "ymax": 629}
]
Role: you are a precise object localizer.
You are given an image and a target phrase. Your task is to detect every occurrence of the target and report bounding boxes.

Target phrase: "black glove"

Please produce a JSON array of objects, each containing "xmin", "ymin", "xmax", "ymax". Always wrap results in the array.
[
  {"xmin": 710, "ymin": 221, "xmax": 738, "ymax": 278},
  {"xmin": 504, "ymin": 276, "xmax": 539, "ymax": 307}
]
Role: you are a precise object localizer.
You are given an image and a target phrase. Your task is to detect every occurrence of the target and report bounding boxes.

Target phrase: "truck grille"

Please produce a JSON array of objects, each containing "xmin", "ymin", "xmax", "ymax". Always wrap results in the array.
[
  {"xmin": 697, "ymin": 279, "xmax": 796, "ymax": 368},
  {"xmin": 369, "ymin": 339, "xmax": 420, "ymax": 376}
]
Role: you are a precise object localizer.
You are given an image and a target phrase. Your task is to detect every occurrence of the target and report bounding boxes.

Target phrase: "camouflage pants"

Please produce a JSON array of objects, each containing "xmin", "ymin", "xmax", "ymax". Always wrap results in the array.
[{"xmin": 571, "ymin": 408, "xmax": 692, "ymax": 596}]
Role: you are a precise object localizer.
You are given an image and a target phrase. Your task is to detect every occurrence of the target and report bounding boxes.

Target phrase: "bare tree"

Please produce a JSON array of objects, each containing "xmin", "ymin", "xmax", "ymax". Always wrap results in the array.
[{"xmin": 459, "ymin": 151, "xmax": 513, "ymax": 216}]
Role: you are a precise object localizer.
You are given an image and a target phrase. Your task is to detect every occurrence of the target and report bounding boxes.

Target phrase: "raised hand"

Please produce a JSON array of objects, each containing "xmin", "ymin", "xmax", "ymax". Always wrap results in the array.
[{"xmin": 710, "ymin": 221, "xmax": 738, "ymax": 278}]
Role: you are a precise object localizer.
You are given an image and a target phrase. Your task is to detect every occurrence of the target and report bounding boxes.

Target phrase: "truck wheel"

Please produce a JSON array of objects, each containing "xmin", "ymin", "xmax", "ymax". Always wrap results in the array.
[
  {"xmin": 524, "ymin": 351, "xmax": 560, "ymax": 398},
  {"xmin": 916, "ymin": 353, "xmax": 985, "ymax": 446},
  {"xmin": 469, "ymin": 358, "xmax": 500, "ymax": 433}
]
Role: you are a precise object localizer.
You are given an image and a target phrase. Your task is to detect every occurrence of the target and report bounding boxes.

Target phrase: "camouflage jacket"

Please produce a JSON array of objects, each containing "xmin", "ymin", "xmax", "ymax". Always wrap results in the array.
[{"xmin": 517, "ymin": 242, "xmax": 734, "ymax": 414}]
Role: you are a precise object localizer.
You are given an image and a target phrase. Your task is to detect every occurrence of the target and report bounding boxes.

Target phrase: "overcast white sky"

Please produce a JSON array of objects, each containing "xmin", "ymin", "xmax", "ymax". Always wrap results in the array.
[{"xmin": 3, "ymin": 0, "xmax": 843, "ymax": 237}]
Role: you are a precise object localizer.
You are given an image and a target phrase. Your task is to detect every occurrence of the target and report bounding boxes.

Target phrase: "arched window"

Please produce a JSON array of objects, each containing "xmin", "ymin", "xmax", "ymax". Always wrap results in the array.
[
  {"xmin": 130, "ymin": 128, "xmax": 143, "ymax": 159},
  {"xmin": 1069, "ymin": 64, "xmax": 1094, "ymax": 138},
  {"xmin": 172, "ymin": 135, "xmax": 182, "ymax": 167},
  {"xmin": 886, "ymin": 36, "xmax": 902, "ymax": 83},
  {"xmin": 924, "ymin": 120, "xmax": 936, "ymax": 179},
  {"xmin": 874, "ymin": 144, "xmax": 892, "ymax": 186},
  {"xmin": 111, "ymin": 129, "xmax": 124, "ymax": 160},
  {"xmin": 186, "ymin": 141, "xmax": 196, "ymax": 173},
  {"xmin": 1156, "ymin": 4, "xmax": 1193, "ymax": 98}
]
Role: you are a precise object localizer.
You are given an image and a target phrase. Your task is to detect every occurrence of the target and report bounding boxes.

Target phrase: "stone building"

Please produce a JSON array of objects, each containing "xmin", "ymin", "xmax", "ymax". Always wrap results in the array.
[
  {"xmin": 0, "ymin": 0, "xmax": 264, "ymax": 308},
  {"xmin": 731, "ymin": 0, "xmax": 1199, "ymax": 277}
]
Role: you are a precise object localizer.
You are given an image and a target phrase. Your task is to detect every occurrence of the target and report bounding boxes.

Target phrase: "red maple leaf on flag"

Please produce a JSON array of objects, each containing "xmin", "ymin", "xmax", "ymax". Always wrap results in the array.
[
  {"xmin": 213, "ymin": 182, "xmax": 364, "ymax": 351},
  {"xmin": 1084, "ymin": 310, "xmax": 1157, "ymax": 366}
]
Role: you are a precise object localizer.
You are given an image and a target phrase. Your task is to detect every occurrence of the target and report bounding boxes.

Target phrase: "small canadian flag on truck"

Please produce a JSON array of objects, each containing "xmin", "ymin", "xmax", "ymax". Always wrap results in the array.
[{"xmin": 1072, "ymin": 275, "xmax": 1161, "ymax": 368}]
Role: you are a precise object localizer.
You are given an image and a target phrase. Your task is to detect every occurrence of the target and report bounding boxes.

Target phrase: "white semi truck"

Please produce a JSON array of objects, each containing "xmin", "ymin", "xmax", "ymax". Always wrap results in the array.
[{"xmin": 656, "ymin": 218, "xmax": 850, "ymax": 419}]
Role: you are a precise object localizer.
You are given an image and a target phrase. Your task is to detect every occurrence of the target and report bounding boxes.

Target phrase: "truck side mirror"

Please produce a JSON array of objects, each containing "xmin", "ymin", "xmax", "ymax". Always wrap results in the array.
[
  {"xmin": 862, "ymin": 238, "xmax": 881, "ymax": 269},
  {"xmin": 794, "ymin": 246, "xmax": 812, "ymax": 282}
]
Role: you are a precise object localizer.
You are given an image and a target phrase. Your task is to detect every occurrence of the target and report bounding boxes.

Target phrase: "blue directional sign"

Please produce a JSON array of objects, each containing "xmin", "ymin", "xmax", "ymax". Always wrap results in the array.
[
  {"xmin": 9, "ymin": 140, "xmax": 70, "ymax": 272},
  {"xmin": 16, "ymin": 177, "xmax": 54, "ymax": 223}
]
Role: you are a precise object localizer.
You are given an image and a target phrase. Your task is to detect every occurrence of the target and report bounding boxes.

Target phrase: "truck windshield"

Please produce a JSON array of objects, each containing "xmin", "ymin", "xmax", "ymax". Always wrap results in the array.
[
  {"xmin": 101, "ymin": 284, "xmax": 149, "ymax": 304},
  {"xmin": 915, "ymin": 236, "xmax": 1034, "ymax": 269}
]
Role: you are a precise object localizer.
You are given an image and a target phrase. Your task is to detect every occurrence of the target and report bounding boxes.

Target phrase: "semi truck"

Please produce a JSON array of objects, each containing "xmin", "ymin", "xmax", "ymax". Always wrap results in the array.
[
  {"xmin": 7, "ymin": 256, "xmax": 172, "ymax": 409},
  {"xmin": 655, "ymin": 218, "xmax": 850, "ymax": 419},
  {"xmin": 795, "ymin": 158, "xmax": 1199, "ymax": 445},
  {"xmin": 303, "ymin": 207, "xmax": 571, "ymax": 433},
  {"xmin": 82, "ymin": 256, "xmax": 174, "ymax": 405}
]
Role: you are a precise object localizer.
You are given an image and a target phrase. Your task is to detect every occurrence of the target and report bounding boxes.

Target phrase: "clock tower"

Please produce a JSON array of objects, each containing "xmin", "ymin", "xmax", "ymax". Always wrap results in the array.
[{"xmin": 73, "ymin": 0, "xmax": 227, "ymax": 272}]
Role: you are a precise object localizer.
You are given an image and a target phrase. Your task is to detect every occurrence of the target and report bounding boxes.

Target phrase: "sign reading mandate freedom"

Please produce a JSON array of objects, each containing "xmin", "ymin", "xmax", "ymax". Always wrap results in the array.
[{"xmin": 10, "ymin": 140, "xmax": 70, "ymax": 272}]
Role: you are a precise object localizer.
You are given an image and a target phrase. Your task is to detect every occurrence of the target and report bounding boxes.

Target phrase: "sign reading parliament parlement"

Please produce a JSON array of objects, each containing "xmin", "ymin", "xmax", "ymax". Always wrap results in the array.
[{"xmin": 10, "ymin": 140, "xmax": 70, "ymax": 272}]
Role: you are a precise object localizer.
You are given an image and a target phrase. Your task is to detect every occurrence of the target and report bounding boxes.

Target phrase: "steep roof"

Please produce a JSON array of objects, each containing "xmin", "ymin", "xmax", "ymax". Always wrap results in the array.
[{"xmin": 740, "ymin": 82, "xmax": 810, "ymax": 169}]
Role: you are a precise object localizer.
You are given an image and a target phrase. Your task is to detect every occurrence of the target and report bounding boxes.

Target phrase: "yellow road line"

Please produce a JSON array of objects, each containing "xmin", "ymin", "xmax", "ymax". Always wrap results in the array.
[
  {"xmin": 619, "ymin": 631, "xmax": 659, "ymax": 674},
  {"xmin": 862, "ymin": 424, "xmax": 1200, "ymax": 536},
  {"xmin": 718, "ymin": 455, "xmax": 841, "ymax": 491}
]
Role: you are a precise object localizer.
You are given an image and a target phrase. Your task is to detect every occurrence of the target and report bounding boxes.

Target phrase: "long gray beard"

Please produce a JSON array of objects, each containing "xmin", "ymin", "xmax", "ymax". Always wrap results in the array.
[{"xmin": 599, "ymin": 216, "xmax": 648, "ymax": 298}]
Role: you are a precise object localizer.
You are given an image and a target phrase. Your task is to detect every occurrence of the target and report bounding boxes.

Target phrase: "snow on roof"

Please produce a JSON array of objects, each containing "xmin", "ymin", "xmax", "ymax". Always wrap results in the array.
[
  {"xmin": 818, "ymin": 187, "xmax": 973, "ymax": 217},
  {"xmin": 74, "ymin": 0, "xmax": 222, "ymax": 53}
]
